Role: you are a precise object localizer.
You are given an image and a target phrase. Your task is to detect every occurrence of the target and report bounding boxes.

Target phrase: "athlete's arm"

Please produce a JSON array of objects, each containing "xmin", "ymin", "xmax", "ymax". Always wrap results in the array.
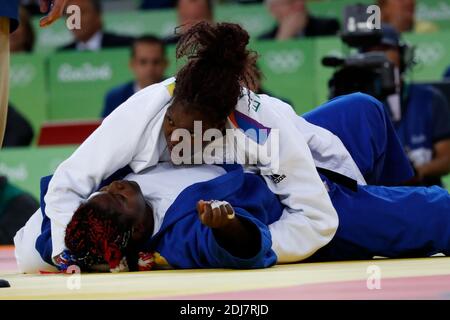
[
  {"xmin": 39, "ymin": 0, "xmax": 67, "ymax": 27},
  {"xmin": 44, "ymin": 84, "xmax": 171, "ymax": 260},
  {"xmin": 235, "ymin": 93, "xmax": 339, "ymax": 263},
  {"xmin": 197, "ymin": 200, "xmax": 261, "ymax": 259}
]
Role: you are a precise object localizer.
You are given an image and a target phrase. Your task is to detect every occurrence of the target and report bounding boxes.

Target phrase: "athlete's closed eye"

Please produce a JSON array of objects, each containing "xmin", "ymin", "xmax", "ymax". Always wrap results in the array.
[{"xmin": 114, "ymin": 193, "xmax": 128, "ymax": 205}]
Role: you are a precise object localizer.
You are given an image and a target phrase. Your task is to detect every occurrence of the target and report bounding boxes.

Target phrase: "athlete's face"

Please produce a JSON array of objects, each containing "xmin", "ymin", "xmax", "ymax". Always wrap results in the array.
[
  {"xmin": 162, "ymin": 102, "xmax": 226, "ymax": 158},
  {"xmin": 88, "ymin": 180, "xmax": 146, "ymax": 227}
]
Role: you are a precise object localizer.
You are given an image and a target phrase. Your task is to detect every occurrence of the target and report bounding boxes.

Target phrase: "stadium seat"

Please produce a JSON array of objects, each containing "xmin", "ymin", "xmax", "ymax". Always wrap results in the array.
[{"xmin": 37, "ymin": 120, "xmax": 102, "ymax": 146}]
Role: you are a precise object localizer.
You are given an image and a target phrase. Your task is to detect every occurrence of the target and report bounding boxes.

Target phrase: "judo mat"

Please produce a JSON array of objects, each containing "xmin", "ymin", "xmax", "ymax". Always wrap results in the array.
[{"xmin": 1, "ymin": 246, "xmax": 450, "ymax": 300}]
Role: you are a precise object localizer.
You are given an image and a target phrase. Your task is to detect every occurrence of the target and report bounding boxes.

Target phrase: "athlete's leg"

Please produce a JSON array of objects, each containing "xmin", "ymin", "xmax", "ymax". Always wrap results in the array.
[
  {"xmin": 311, "ymin": 180, "xmax": 450, "ymax": 261},
  {"xmin": 304, "ymin": 93, "xmax": 414, "ymax": 185}
]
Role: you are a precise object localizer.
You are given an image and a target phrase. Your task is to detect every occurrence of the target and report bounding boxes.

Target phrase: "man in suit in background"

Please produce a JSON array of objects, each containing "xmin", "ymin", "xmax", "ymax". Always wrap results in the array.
[
  {"xmin": 164, "ymin": 0, "xmax": 214, "ymax": 45},
  {"xmin": 378, "ymin": 0, "xmax": 438, "ymax": 34},
  {"xmin": 258, "ymin": 0, "xmax": 340, "ymax": 40},
  {"xmin": 102, "ymin": 36, "xmax": 168, "ymax": 118},
  {"xmin": 60, "ymin": 0, "xmax": 134, "ymax": 51}
]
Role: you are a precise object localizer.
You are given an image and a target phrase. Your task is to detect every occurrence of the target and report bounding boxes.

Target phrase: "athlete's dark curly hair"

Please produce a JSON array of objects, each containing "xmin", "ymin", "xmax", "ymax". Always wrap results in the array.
[{"xmin": 174, "ymin": 21, "xmax": 260, "ymax": 123}]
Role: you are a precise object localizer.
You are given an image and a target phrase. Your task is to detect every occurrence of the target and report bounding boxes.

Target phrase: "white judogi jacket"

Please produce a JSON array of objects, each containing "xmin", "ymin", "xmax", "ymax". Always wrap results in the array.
[{"xmin": 44, "ymin": 77, "xmax": 365, "ymax": 263}]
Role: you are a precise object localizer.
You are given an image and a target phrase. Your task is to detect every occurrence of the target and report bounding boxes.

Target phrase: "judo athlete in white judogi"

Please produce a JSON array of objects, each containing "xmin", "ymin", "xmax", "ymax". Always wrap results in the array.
[{"xmin": 14, "ymin": 86, "xmax": 450, "ymax": 273}]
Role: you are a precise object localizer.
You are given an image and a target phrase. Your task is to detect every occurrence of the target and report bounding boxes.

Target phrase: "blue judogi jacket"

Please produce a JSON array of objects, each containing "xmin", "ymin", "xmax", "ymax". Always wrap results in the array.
[{"xmin": 36, "ymin": 165, "xmax": 281, "ymax": 269}]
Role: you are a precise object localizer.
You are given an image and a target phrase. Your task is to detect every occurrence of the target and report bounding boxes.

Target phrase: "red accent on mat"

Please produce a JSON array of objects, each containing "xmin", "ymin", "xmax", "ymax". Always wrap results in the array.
[
  {"xmin": 159, "ymin": 275, "xmax": 450, "ymax": 300},
  {"xmin": 37, "ymin": 120, "xmax": 102, "ymax": 146},
  {"xmin": 39, "ymin": 270, "xmax": 64, "ymax": 275}
]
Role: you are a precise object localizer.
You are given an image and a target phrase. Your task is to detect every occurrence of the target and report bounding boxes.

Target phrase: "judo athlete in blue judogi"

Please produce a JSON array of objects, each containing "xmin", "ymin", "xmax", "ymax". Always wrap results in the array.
[
  {"xmin": 38, "ymin": 164, "xmax": 282, "ymax": 272},
  {"xmin": 14, "ymin": 93, "xmax": 450, "ymax": 273},
  {"xmin": 304, "ymin": 95, "xmax": 450, "ymax": 261}
]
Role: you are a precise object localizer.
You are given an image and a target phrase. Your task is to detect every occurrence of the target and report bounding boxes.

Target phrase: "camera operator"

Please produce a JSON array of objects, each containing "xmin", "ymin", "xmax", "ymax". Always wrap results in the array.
[{"xmin": 362, "ymin": 25, "xmax": 450, "ymax": 186}]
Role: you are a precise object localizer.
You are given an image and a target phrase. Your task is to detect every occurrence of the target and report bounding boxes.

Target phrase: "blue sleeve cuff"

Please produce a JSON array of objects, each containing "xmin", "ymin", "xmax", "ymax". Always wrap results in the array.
[{"xmin": 206, "ymin": 210, "xmax": 277, "ymax": 269}]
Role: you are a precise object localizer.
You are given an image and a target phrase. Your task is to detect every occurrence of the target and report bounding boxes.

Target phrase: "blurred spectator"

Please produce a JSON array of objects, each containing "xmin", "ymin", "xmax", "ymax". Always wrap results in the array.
[
  {"xmin": 364, "ymin": 25, "xmax": 450, "ymax": 186},
  {"xmin": 258, "ymin": 0, "xmax": 339, "ymax": 40},
  {"xmin": 2, "ymin": 104, "xmax": 34, "ymax": 147},
  {"xmin": 230, "ymin": 0, "xmax": 263, "ymax": 3},
  {"xmin": 164, "ymin": 0, "xmax": 214, "ymax": 45},
  {"xmin": 20, "ymin": 0, "xmax": 42, "ymax": 15},
  {"xmin": 140, "ymin": 0, "xmax": 176, "ymax": 10},
  {"xmin": 60, "ymin": 0, "xmax": 134, "ymax": 51},
  {"xmin": 444, "ymin": 67, "xmax": 450, "ymax": 80},
  {"xmin": 0, "ymin": 176, "xmax": 39, "ymax": 245},
  {"xmin": 378, "ymin": 0, "xmax": 438, "ymax": 34},
  {"xmin": 102, "ymin": 35, "xmax": 168, "ymax": 118},
  {"xmin": 247, "ymin": 63, "xmax": 293, "ymax": 106},
  {"xmin": 10, "ymin": 6, "xmax": 35, "ymax": 53}
]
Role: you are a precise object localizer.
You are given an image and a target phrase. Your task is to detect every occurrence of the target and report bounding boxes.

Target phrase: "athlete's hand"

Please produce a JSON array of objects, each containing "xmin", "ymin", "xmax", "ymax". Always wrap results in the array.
[
  {"xmin": 39, "ymin": 0, "xmax": 68, "ymax": 27},
  {"xmin": 197, "ymin": 200, "xmax": 236, "ymax": 229}
]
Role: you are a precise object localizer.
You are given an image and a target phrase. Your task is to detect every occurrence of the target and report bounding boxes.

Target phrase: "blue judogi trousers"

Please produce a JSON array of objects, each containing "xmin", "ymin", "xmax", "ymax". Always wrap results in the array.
[{"xmin": 304, "ymin": 93, "xmax": 450, "ymax": 260}]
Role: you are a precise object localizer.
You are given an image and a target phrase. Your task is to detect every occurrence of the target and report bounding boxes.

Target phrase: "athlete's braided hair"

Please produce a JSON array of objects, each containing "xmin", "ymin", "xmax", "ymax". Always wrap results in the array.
[
  {"xmin": 65, "ymin": 202, "xmax": 133, "ymax": 271},
  {"xmin": 174, "ymin": 21, "xmax": 259, "ymax": 122}
]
